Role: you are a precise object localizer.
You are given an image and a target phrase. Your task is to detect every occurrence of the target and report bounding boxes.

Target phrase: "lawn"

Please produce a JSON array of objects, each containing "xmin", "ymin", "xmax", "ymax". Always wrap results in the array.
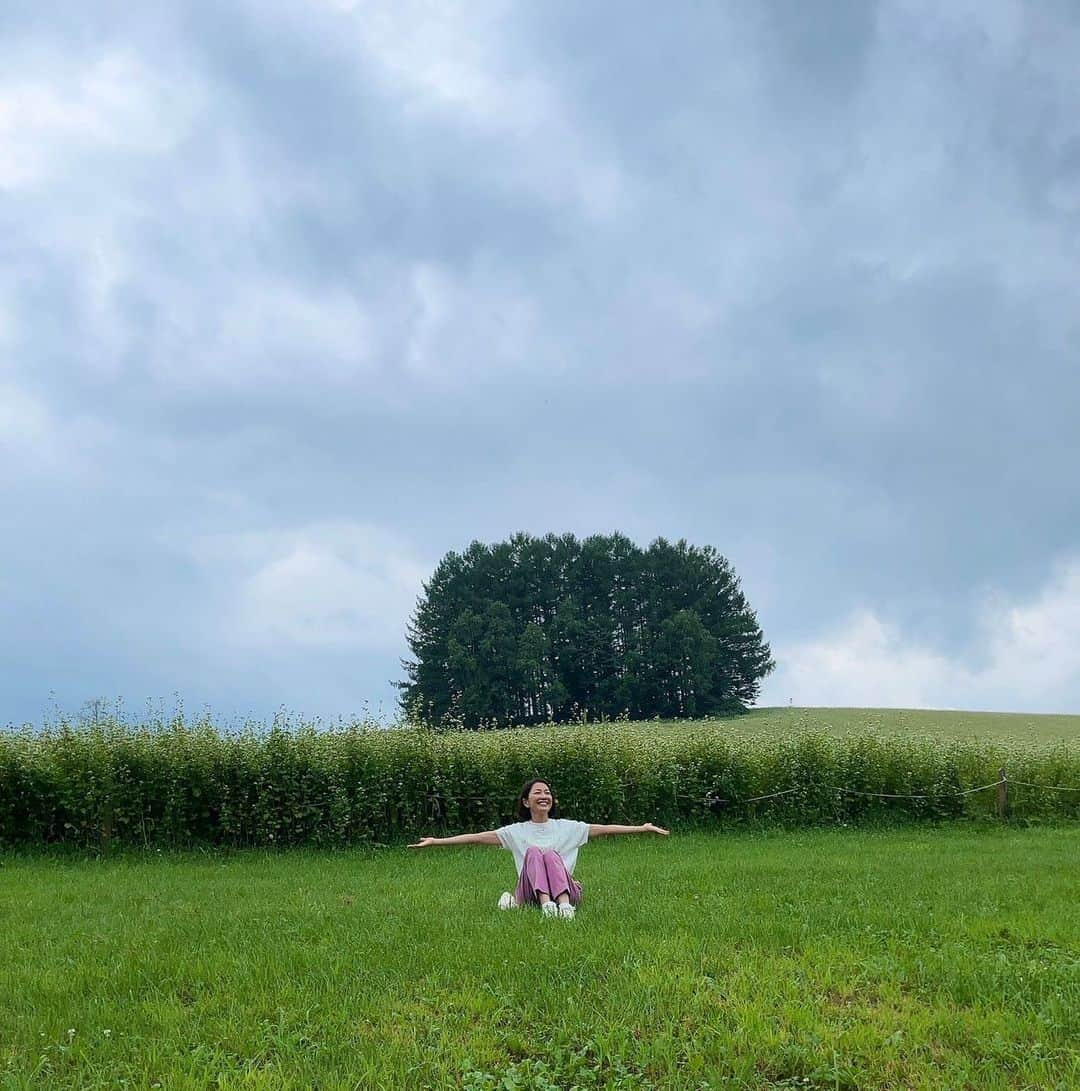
[{"xmin": 2, "ymin": 825, "xmax": 1077, "ymax": 1089}]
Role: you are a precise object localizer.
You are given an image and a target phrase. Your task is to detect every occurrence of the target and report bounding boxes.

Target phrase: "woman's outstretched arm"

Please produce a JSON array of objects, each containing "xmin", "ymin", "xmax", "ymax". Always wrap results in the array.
[
  {"xmin": 408, "ymin": 830, "xmax": 502, "ymax": 848},
  {"xmin": 588, "ymin": 822, "xmax": 669, "ymax": 838}
]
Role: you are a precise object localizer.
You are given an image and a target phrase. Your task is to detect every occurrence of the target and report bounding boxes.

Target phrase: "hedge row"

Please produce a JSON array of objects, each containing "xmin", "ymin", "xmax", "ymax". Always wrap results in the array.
[{"xmin": 0, "ymin": 720, "xmax": 1077, "ymax": 849}]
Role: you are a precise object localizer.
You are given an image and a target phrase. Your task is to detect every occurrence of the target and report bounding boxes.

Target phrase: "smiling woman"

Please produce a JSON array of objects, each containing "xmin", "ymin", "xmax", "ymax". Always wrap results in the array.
[{"xmin": 408, "ymin": 777, "xmax": 670, "ymax": 919}]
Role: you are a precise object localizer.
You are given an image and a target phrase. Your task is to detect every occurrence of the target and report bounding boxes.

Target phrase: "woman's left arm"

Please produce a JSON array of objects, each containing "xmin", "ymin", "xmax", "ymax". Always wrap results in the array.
[{"xmin": 588, "ymin": 822, "xmax": 670, "ymax": 838}]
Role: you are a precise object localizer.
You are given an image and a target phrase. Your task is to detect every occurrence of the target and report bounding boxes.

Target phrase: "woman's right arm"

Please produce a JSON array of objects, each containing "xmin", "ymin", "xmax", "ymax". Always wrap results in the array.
[{"xmin": 408, "ymin": 830, "xmax": 502, "ymax": 848}]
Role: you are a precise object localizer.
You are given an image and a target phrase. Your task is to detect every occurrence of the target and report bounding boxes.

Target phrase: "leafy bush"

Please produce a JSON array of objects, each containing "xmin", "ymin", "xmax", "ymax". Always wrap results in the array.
[{"xmin": 0, "ymin": 717, "xmax": 1076, "ymax": 849}]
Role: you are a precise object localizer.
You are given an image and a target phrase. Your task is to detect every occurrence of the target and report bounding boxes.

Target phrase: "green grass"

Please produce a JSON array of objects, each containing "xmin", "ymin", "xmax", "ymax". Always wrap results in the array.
[
  {"xmin": 2, "ymin": 826, "xmax": 1078, "ymax": 1089},
  {"xmin": 601, "ymin": 707, "xmax": 1080, "ymax": 746}
]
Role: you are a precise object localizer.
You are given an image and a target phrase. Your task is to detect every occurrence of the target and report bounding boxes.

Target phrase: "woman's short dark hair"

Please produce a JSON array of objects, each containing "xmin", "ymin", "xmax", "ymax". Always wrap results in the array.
[{"xmin": 516, "ymin": 778, "xmax": 560, "ymax": 821}]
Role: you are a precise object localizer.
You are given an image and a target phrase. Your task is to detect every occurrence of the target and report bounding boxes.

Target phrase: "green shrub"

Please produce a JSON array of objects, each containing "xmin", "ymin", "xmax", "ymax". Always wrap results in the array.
[{"xmin": 0, "ymin": 718, "xmax": 1076, "ymax": 849}]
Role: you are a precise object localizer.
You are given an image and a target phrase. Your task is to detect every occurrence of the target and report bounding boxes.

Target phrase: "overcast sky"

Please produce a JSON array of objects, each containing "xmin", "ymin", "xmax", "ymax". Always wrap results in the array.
[{"xmin": 3, "ymin": 0, "xmax": 1079, "ymax": 727}]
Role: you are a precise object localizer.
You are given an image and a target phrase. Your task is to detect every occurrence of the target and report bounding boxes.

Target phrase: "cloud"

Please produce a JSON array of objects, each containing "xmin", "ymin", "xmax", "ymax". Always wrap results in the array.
[
  {"xmin": 319, "ymin": 0, "xmax": 532, "ymax": 126},
  {"xmin": 981, "ymin": 559, "xmax": 1080, "ymax": 702},
  {"xmin": 193, "ymin": 522, "xmax": 432, "ymax": 650},
  {"xmin": 762, "ymin": 557, "xmax": 1080, "ymax": 712},
  {"xmin": 146, "ymin": 277, "xmax": 378, "ymax": 391},
  {"xmin": 1, "ymin": 1, "xmax": 1078, "ymax": 725},
  {"xmin": 312, "ymin": 0, "xmax": 632, "ymax": 221},
  {"xmin": 0, "ymin": 380, "xmax": 112, "ymax": 480},
  {"xmin": 0, "ymin": 50, "xmax": 198, "ymax": 191},
  {"xmin": 0, "ymin": 384, "xmax": 55, "ymax": 459}
]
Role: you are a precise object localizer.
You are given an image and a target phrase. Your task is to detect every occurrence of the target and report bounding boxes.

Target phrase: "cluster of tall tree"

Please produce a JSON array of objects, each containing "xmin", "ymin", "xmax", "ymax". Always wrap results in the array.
[{"xmin": 398, "ymin": 532, "xmax": 774, "ymax": 729}]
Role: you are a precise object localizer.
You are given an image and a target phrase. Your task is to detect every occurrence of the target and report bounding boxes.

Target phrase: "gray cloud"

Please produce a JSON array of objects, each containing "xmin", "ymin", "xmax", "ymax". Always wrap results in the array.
[{"xmin": 2, "ymin": 0, "xmax": 1079, "ymax": 723}]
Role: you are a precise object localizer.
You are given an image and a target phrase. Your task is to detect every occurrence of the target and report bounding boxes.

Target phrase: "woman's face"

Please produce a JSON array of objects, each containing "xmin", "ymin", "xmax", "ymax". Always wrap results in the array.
[{"xmin": 524, "ymin": 781, "xmax": 554, "ymax": 817}]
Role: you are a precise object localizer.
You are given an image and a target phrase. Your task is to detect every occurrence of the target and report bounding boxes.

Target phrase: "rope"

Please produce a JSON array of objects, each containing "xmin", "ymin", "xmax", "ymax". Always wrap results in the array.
[
  {"xmin": 707, "ymin": 787, "xmax": 802, "ymax": 805},
  {"xmin": 427, "ymin": 778, "xmax": 1079, "ymax": 809},
  {"xmin": 1008, "ymin": 780, "xmax": 1080, "ymax": 792},
  {"xmin": 710, "ymin": 778, "xmax": 1006, "ymax": 806},
  {"xmin": 711, "ymin": 777, "xmax": 1080, "ymax": 806},
  {"xmin": 818, "ymin": 778, "xmax": 1005, "ymax": 799}
]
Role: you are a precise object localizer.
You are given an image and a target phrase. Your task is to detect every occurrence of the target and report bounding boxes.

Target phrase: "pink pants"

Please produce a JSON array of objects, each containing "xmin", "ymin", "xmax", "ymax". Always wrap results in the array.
[{"xmin": 514, "ymin": 846, "xmax": 583, "ymax": 907}]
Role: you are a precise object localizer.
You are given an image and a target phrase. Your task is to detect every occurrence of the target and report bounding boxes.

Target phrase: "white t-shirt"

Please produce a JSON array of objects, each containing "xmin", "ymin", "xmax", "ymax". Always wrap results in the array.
[{"xmin": 496, "ymin": 818, "xmax": 590, "ymax": 877}]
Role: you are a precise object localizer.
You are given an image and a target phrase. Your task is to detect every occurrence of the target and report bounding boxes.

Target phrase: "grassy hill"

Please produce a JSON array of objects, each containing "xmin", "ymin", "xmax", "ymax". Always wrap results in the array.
[{"xmin": 606, "ymin": 707, "xmax": 1080, "ymax": 746}]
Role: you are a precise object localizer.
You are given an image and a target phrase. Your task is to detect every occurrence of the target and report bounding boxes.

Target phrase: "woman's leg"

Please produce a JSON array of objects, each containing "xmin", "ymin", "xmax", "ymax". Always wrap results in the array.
[
  {"xmin": 514, "ymin": 846, "xmax": 552, "ymax": 907},
  {"xmin": 540, "ymin": 850, "xmax": 583, "ymax": 906}
]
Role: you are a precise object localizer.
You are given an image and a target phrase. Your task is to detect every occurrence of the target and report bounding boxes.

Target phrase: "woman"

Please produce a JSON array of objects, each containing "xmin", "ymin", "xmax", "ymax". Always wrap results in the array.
[{"xmin": 408, "ymin": 778, "xmax": 670, "ymax": 919}]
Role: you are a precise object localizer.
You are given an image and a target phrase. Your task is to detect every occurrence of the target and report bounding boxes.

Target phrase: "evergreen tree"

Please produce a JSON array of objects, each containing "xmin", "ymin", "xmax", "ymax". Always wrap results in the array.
[{"xmin": 398, "ymin": 532, "xmax": 774, "ymax": 728}]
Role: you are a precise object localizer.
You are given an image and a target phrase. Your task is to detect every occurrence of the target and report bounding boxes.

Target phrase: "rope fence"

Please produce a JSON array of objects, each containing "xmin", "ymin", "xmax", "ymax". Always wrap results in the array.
[
  {"xmin": 428, "ymin": 776, "xmax": 1079, "ymax": 814},
  {"xmin": 708, "ymin": 778, "xmax": 1007, "ymax": 805},
  {"xmin": 708, "ymin": 771, "xmax": 1080, "ymax": 816},
  {"xmin": 1007, "ymin": 780, "xmax": 1080, "ymax": 792}
]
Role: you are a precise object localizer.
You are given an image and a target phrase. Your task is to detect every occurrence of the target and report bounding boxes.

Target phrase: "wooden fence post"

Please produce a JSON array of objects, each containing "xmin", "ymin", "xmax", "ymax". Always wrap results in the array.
[
  {"xmin": 100, "ymin": 799, "xmax": 114, "ymax": 849},
  {"xmin": 996, "ymin": 767, "xmax": 1008, "ymax": 819}
]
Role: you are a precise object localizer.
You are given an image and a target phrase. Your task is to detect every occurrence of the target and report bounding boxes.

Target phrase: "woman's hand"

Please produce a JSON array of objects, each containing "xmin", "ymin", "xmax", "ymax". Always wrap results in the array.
[
  {"xmin": 408, "ymin": 837, "xmax": 438, "ymax": 848},
  {"xmin": 642, "ymin": 823, "xmax": 670, "ymax": 835}
]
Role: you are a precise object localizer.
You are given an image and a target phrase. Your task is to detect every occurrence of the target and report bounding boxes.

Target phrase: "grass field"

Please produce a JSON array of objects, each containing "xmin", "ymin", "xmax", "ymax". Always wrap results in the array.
[
  {"xmin": 16, "ymin": 705, "xmax": 1080, "ymax": 746},
  {"xmin": 3, "ymin": 826, "xmax": 1078, "ymax": 1090},
  {"xmin": 613, "ymin": 707, "xmax": 1080, "ymax": 747}
]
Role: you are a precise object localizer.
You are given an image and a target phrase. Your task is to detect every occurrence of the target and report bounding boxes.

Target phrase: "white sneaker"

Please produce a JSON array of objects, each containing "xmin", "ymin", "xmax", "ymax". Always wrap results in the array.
[
  {"xmin": 497, "ymin": 892, "xmax": 516, "ymax": 911},
  {"xmin": 541, "ymin": 901, "xmax": 559, "ymax": 919},
  {"xmin": 558, "ymin": 904, "xmax": 576, "ymax": 920}
]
